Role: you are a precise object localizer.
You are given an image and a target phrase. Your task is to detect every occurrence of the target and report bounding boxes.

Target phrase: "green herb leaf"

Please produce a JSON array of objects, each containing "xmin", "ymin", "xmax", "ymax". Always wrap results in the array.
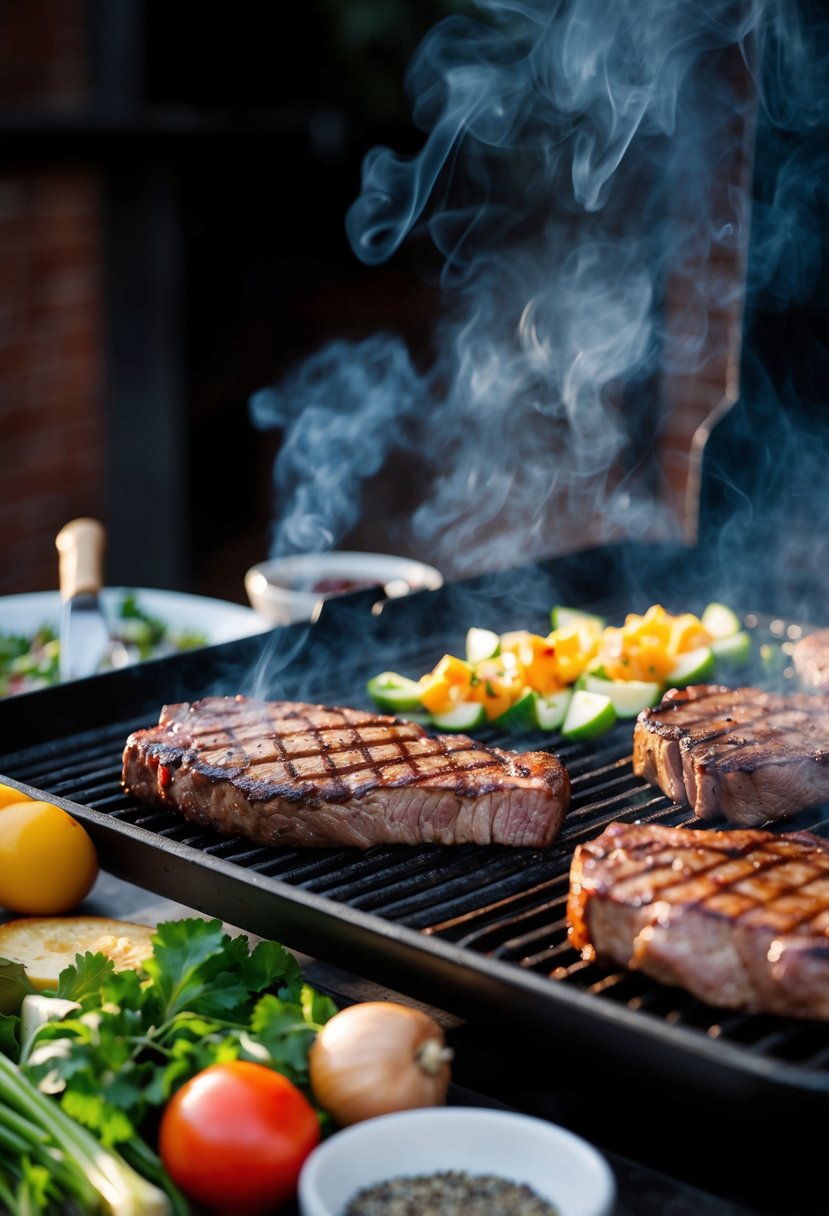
[
  {"xmin": 250, "ymin": 994, "xmax": 318, "ymax": 1087},
  {"xmin": 19, "ymin": 1158, "xmax": 53, "ymax": 1208},
  {"xmin": 62, "ymin": 1086, "xmax": 136, "ymax": 1147},
  {"xmin": 56, "ymin": 951, "xmax": 118, "ymax": 1003},
  {"xmin": 302, "ymin": 984, "xmax": 338, "ymax": 1028},
  {"xmin": 142, "ymin": 919, "xmax": 239, "ymax": 1020},
  {"xmin": 0, "ymin": 1014, "xmax": 19, "ymax": 1060},
  {"xmin": 248, "ymin": 938, "xmax": 305, "ymax": 1001},
  {"xmin": 0, "ymin": 959, "xmax": 38, "ymax": 1016},
  {"xmin": 143, "ymin": 919, "xmax": 307, "ymax": 1022}
]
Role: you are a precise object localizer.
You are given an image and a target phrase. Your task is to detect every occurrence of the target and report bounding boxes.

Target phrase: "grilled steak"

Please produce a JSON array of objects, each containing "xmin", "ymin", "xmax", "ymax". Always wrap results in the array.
[
  {"xmin": 121, "ymin": 696, "xmax": 570, "ymax": 849},
  {"xmin": 568, "ymin": 820, "xmax": 829, "ymax": 1018},
  {"xmin": 792, "ymin": 628, "xmax": 829, "ymax": 692},
  {"xmin": 632, "ymin": 683, "xmax": 829, "ymax": 826}
]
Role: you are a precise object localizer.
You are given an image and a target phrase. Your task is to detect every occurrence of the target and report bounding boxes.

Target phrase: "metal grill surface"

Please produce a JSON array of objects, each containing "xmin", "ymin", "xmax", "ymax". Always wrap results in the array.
[{"xmin": 1, "ymin": 553, "xmax": 827, "ymax": 1110}]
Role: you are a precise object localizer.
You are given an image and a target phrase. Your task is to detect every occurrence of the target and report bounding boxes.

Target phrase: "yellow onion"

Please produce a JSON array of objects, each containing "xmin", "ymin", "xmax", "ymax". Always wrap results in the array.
[{"xmin": 308, "ymin": 1001, "xmax": 453, "ymax": 1127}]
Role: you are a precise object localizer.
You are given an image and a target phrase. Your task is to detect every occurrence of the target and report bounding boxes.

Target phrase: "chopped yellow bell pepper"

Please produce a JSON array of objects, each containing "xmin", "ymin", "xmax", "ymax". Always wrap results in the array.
[
  {"xmin": 548, "ymin": 625, "xmax": 598, "ymax": 686},
  {"xmin": 668, "ymin": 612, "xmax": 711, "ymax": 657},
  {"xmin": 418, "ymin": 653, "xmax": 474, "ymax": 714},
  {"xmin": 467, "ymin": 658, "xmax": 526, "ymax": 719},
  {"xmin": 598, "ymin": 604, "xmax": 712, "ymax": 682},
  {"xmin": 500, "ymin": 632, "xmax": 562, "ymax": 695}
]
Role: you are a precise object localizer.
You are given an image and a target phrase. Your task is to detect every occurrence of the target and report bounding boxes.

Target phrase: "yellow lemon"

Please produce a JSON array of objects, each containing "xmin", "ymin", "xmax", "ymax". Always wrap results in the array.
[
  {"xmin": 0, "ymin": 801, "xmax": 99, "ymax": 915},
  {"xmin": 0, "ymin": 782, "xmax": 34, "ymax": 809}
]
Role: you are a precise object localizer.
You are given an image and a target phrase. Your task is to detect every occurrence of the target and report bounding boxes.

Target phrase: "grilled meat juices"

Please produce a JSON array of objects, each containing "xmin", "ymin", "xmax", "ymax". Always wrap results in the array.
[
  {"xmin": 633, "ymin": 683, "xmax": 829, "ymax": 826},
  {"xmin": 122, "ymin": 696, "xmax": 570, "ymax": 849},
  {"xmin": 568, "ymin": 820, "xmax": 829, "ymax": 1018}
]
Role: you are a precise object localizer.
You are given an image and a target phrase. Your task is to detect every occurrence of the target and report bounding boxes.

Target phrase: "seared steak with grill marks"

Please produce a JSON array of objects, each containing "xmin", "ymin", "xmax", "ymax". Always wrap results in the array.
[
  {"xmin": 792, "ymin": 628, "xmax": 829, "ymax": 692},
  {"xmin": 568, "ymin": 820, "xmax": 829, "ymax": 1018},
  {"xmin": 121, "ymin": 696, "xmax": 570, "ymax": 849},
  {"xmin": 632, "ymin": 683, "xmax": 829, "ymax": 826}
]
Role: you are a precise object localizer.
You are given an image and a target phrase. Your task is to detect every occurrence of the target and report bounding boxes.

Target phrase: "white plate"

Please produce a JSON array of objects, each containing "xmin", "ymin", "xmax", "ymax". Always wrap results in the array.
[
  {"xmin": 0, "ymin": 588, "xmax": 270, "ymax": 645},
  {"xmin": 0, "ymin": 588, "xmax": 271, "ymax": 691}
]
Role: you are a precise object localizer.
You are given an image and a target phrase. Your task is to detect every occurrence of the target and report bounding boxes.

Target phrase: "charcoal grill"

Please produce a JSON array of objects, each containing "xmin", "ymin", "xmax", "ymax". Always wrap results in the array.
[{"xmin": 1, "ymin": 539, "xmax": 828, "ymax": 1156}]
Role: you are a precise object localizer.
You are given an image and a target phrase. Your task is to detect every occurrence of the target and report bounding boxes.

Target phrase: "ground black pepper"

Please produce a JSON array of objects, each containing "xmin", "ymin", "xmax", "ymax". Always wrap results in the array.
[{"xmin": 342, "ymin": 1170, "xmax": 560, "ymax": 1215}]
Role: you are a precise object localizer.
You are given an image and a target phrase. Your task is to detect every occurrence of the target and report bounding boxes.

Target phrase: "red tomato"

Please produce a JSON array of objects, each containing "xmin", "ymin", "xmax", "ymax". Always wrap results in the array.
[{"xmin": 158, "ymin": 1060, "xmax": 320, "ymax": 1212}]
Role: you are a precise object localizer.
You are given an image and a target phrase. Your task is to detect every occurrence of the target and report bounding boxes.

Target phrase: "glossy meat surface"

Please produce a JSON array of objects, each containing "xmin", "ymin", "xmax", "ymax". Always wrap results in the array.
[
  {"xmin": 122, "ymin": 696, "xmax": 571, "ymax": 848},
  {"xmin": 632, "ymin": 683, "xmax": 829, "ymax": 826},
  {"xmin": 568, "ymin": 820, "xmax": 829, "ymax": 1018}
]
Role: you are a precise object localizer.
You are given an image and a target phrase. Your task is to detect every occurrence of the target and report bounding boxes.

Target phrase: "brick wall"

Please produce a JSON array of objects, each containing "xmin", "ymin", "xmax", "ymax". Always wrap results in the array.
[
  {"xmin": 0, "ymin": 0, "xmax": 107, "ymax": 597},
  {"xmin": 0, "ymin": 0, "xmax": 88, "ymax": 108}
]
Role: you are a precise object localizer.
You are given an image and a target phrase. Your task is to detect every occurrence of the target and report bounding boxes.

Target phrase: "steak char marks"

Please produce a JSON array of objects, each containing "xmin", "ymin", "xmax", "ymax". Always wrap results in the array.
[
  {"xmin": 122, "ymin": 696, "xmax": 571, "ymax": 849},
  {"xmin": 568, "ymin": 820, "xmax": 829, "ymax": 1018},
  {"xmin": 633, "ymin": 683, "xmax": 829, "ymax": 826}
]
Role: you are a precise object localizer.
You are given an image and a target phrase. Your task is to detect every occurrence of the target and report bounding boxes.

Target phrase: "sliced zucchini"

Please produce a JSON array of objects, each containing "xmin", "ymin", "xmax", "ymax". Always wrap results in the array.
[
  {"xmin": 465, "ymin": 627, "xmax": 501, "ymax": 664},
  {"xmin": 533, "ymin": 689, "xmax": 573, "ymax": 731},
  {"xmin": 701, "ymin": 602, "xmax": 741, "ymax": 639},
  {"xmin": 366, "ymin": 671, "xmax": 424, "ymax": 713},
  {"xmin": 493, "ymin": 690, "xmax": 538, "ymax": 734},
  {"xmin": 711, "ymin": 630, "xmax": 751, "ymax": 666},
  {"xmin": 573, "ymin": 660, "xmax": 609, "ymax": 691},
  {"xmin": 666, "ymin": 645, "xmax": 716, "ymax": 689},
  {"xmin": 429, "ymin": 702, "xmax": 487, "ymax": 733},
  {"xmin": 561, "ymin": 690, "xmax": 617, "ymax": 741},
  {"xmin": 579, "ymin": 673, "xmax": 661, "ymax": 718},
  {"xmin": 550, "ymin": 605, "xmax": 606, "ymax": 633}
]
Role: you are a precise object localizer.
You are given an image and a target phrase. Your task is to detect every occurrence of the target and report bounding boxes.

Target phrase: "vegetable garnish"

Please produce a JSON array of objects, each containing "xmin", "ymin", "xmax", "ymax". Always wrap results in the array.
[
  {"xmin": 308, "ymin": 1001, "xmax": 452, "ymax": 1128},
  {"xmin": 0, "ymin": 916, "xmax": 156, "ymax": 991},
  {"xmin": 0, "ymin": 1051, "xmax": 172, "ymax": 1216},
  {"xmin": 0, "ymin": 781, "xmax": 34, "ymax": 809},
  {"xmin": 17, "ymin": 917, "xmax": 336, "ymax": 1119},
  {"xmin": 0, "ymin": 917, "xmax": 338, "ymax": 1215},
  {"xmin": 0, "ymin": 800, "xmax": 99, "ymax": 915},
  {"xmin": 367, "ymin": 601, "xmax": 751, "ymax": 742},
  {"xmin": 0, "ymin": 592, "xmax": 208, "ymax": 697},
  {"xmin": 159, "ymin": 1060, "xmax": 321, "ymax": 1213},
  {"xmin": 115, "ymin": 593, "xmax": 208, "ymax": 661}
]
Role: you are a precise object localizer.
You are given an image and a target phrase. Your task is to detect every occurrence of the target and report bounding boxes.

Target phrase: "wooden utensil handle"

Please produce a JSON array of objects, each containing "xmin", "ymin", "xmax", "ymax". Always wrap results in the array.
[{"xmin": 56, "ymin": 517, "xmax": 106, "ymax": 599}]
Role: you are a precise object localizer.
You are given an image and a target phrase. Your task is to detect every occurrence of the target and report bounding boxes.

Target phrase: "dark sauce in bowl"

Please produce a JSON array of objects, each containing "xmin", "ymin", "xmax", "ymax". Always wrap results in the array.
[{"xmin": 309, "ymin": 578, "xmax": 385, "ymax": 596}]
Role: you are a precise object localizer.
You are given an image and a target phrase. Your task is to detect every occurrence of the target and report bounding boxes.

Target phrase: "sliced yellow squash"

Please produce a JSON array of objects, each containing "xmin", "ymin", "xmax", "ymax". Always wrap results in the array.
[{"xmin": 0, "ymin": 915, "xmax": 156, "ymax": 990}]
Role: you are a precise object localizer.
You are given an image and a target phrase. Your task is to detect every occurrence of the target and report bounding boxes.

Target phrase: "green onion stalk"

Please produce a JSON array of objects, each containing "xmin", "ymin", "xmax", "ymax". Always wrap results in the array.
[{"xmin": 0, "ymin": 1051, "xmax": 171, "ymax": 1215}]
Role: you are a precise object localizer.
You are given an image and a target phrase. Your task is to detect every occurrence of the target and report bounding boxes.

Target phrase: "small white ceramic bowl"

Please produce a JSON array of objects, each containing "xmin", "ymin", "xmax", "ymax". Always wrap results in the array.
[
  {"xmin": 245, "ymin": 551, "xmax": 443, "ymax": 626},
  {"xmin": 298, "ymin": 1106, "xmax": 616, "ymax": 1216}
]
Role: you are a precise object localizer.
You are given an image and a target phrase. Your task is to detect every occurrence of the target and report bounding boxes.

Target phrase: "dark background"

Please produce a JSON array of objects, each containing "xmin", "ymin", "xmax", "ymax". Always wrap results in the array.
[
  {"xmin": 103, "ymin": 0, "xmax": 464, "ymax": 599},
  {"xmin": 0, "ymin": 0, "xmax": 466, "ymax": 600},
  {"xmin": 1, "ymin": 0, "xmax": 827, "ymax": 608},
  {"xmin": 137, "ymin": 0, "xmax": 458, "ymax": 598}
]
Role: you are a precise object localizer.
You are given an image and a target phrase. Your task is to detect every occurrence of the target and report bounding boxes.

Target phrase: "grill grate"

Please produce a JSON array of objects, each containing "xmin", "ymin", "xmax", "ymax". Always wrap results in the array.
[
  {"xmin": 1, "ymin": 556, "xmax": 827, "ymax": 1111},
  {"xmin": 3, "ymin": 698, "xmax": 829, "ymax": 1074}
]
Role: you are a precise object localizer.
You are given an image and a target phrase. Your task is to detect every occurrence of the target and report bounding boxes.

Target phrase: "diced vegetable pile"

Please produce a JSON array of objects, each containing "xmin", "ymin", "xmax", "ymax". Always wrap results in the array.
[{"xmin": 367, "ymin": 602, "xmax": 750, "ymax": 742}]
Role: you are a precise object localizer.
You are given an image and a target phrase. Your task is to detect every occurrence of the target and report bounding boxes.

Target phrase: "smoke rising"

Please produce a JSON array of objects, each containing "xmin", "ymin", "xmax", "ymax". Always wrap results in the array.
[{"xmin": 251, "ymin": 0, "xmax": 828, "ymax": 591}]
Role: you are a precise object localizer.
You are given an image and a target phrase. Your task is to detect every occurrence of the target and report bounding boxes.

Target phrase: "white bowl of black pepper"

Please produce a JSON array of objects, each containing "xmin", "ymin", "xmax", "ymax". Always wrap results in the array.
[{"xmin": 297, "ymin": 1105, "xmax": 616, "ymax": 1216}]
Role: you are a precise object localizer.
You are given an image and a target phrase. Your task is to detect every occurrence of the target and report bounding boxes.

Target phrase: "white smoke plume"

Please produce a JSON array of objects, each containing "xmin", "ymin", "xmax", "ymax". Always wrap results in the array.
[{"xmin": 251, "ymin": 0, "xmax": 827, "ymax": 584}]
